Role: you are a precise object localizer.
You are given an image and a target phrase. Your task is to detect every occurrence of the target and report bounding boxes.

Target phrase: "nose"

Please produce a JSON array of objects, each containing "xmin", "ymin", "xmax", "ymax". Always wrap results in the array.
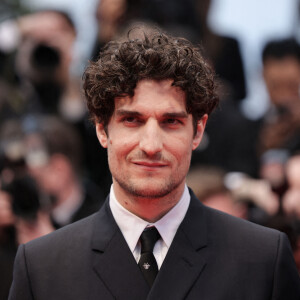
[{"xmin": 139, "ymin": 119, "xmax": 163, "ymax": 156}]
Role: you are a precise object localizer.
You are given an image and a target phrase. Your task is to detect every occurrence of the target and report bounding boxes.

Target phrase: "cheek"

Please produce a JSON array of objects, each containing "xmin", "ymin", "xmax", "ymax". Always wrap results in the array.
[
  {"xmin": 108, "ymin": 133, "xmax": 138, "ymax": 155},
  {"xmin": 107, "ymin": 137, "xmax": 129, "ymax": 164},
  {"xmin": 166, "ymin": 138, "xmax": 193, "ymax": 163}
]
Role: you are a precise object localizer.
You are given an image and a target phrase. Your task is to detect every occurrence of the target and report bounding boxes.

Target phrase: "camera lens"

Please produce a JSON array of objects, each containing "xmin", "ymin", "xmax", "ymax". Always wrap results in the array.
[{"xmin": 30, "ymin": 44, "xmax": 61, "ymax": 73}]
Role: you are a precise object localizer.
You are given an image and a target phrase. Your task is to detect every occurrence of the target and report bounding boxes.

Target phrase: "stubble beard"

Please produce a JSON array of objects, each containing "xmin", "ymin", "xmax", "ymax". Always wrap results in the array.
[{"xmin": 114, "ymin": 174, "xmax": 185, "ymax": 199}]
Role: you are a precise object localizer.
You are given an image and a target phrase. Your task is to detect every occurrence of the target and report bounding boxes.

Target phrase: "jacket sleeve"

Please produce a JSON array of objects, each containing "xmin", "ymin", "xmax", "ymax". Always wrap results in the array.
[
  {"xmin": 272, "ymin": 232, "xmax": 300, "ymax": 299},
  {"xmin": 8, "ymin": 244, "xmax": 34, "ymax": 300}
]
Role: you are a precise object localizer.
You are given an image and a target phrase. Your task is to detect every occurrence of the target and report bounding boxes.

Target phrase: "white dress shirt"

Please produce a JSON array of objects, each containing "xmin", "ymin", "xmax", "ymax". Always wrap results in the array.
[{"xmin": 109, "ymin": 184, "xmax": 190, "ymax": 269}]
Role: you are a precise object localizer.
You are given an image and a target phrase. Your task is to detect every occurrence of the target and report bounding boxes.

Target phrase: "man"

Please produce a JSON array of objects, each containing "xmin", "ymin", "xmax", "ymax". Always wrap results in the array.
[
  {"xmin": 23, "ymin": 116, "xmax": 105, "ymax": 228},
  {"xmin": 258, "ymin": 38, "xmax": 300, "ymax": 198},
  {"xmin": 258, "ymin": 37, "xmax": 300, "ymax": 156},
  {"xmin": 9, "ymin": 29, "xmax": 300, "ymax": 299}
]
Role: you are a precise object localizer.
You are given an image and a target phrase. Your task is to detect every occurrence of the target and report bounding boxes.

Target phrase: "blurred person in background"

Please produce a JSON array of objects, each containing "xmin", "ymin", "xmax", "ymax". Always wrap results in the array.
[
  {"xmin": 22, "ymin": 115, "xmax": 106, "ymax": 228},
  {"xmin": 0, "ymin": 118, "xmax": 55, "ymax": 240},
  {"xmin": 0, "ymin": 9, "xmax": 84, "ymax": 119},
  {"xmin": 257, "ymin": 38, "xmax": 300, "ymax": 197},
  {"xmin": 0, "ymin": 120, "xmax": 54, "ymax": 300},
  {"xmin": 240, "ymin": 35, "xmax": 300, "ymax": 273},
  {"xmin": 0, "ymin": 8, "xmax": 112, "ymax": 194},
  {"xmin": 193, "ymin": 0, "xmax": 246, "ymax": 103},
  {"xmin": 186, "ymin": 166, "xmax": 280, "ymax": 223},
  {"xmin": 91, "ymin": 0, "xmax": 128, "ymax": 60},
  {"xmin": 128, "ymin": 0, "xmax": 198, "ymax": 41},
  {"xmin": 190, "ymin": 0, "xmax": 260, "ymax": 178},
  {"xmin": 282, "ymin": 153, "xmax": 300, "ymax": 219},
  {"xmin": 281, "ymin": 153, "xmax": 300, "ymax": 272},
  {"xmin": 0, "ymin": 173, "xmax": 54, "ymax": 300},
  {"xmin": 91, "ymin": 0, "xmax": 198, "ymax": 61},
  {"xmin": 186, "ymin": 167, "xmax": 248, "ymax": 220},
  {"xmin": 1, "ymin": 175, "xmax": 54, "ymax": 245}
]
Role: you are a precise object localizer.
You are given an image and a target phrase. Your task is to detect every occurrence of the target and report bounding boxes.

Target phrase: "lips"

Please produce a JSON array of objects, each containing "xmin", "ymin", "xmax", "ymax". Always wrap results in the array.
[{"xmin": 132, "ymin": 161, "xmax": 168, "ymax": 168}]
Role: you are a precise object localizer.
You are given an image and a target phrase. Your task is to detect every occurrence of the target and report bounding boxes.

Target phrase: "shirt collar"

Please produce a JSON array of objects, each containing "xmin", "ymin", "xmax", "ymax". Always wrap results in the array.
[{"xmin": 109, "ymin": 185, "xmax": 190, "ymax": 252}]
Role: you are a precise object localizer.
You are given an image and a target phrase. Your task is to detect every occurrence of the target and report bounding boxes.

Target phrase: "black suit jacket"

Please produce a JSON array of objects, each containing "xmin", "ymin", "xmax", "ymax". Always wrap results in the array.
[{"xmin": 9, "ymin": 191, "xmax": 300, "ymax": 299}]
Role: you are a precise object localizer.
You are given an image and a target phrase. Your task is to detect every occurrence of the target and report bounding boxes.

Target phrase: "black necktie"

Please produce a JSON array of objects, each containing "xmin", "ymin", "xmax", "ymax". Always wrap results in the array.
[{"xmin": 138, "ymin": 226, "xmax": 160, "ymax": 287}]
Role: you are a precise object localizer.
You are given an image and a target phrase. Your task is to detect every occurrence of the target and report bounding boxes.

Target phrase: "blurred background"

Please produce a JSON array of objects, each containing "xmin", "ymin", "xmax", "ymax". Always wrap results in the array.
[{"xmin": 1, "ymin": 0, "xmax": 300, "ymax": 298}]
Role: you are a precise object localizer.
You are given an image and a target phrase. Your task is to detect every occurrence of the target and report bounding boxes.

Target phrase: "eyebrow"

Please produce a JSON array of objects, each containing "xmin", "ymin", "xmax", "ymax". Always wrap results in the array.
[
  {"xmin": 162, "ymin": 112, "xmax": 189, "ymax": 119},
  {"xmin": 115, "ymin": 110, "xmax": 142, "ymax": 117},
  {"xmin": 115, "ymin": 109, "xmax": 189, "ymax": 119}
]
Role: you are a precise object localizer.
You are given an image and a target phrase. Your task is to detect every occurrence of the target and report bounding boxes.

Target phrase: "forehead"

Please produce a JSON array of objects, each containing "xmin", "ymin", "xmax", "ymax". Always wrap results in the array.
[
  {"xmin": 36, "ymin": 11, "xmax": 74, "ymax": 34},
  {"xmin": 264, "ymin": 57, "xmax": 300, "ymax": 81},
  {"xmin": 114, "ymin": 79, "xmax": 187, "ymax": 113}
]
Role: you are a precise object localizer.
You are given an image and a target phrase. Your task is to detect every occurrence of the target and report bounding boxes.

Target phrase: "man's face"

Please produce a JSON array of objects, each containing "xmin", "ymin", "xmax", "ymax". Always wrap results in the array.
[
  {"xmin": 18, "ymin": 11, "xmax": 76, "ymax": 85},
  {"xmin": 96, "ymin": 79, "xmax": 207, "ymax": 199},
  {"xmin": 263, "ymin": 57, "xmax": 300, "ymax": 108}
]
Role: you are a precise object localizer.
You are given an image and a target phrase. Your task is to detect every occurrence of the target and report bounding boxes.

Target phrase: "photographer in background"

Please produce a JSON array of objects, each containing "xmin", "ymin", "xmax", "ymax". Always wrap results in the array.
[
  {"xmin": 0, "ymin": 118, "xmax": 54, "ymax": 244},
  {"xmin": 0, "ymin": 174, "xmax": 54, "ymax": 300},
  {"xmin": 22, "ymin": 115, "xmax": 106, "ymax": 228},
  {"xmin": 0, "ymin": 144, "xmax": 53, "ymax": 300},
  {"xmin": 258, "ymin": 38, "xmax": 300, "ymax": 192},
  {"xmin": 1, "ymin": 174, "xmax": 54, "ymax": 245},
  {"xmin": 0, "ymin": 9, "xmax": 85, "ymax": 120},
  {"xmin": 0, "ymin": 9, "xmax": 112, "ymax": 194}
]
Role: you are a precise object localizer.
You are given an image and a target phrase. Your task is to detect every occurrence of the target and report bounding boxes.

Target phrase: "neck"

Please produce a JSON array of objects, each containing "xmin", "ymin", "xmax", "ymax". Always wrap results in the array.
[{"xmin": 113, "ymin": 182, "xmax": 185, "ymax": 223}]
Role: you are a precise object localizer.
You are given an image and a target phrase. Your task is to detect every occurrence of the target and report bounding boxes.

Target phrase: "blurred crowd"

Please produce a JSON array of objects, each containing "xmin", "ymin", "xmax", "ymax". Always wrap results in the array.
[{"xmin": 1, "ymin": 0, "xmax": 300, "ymax": 298}]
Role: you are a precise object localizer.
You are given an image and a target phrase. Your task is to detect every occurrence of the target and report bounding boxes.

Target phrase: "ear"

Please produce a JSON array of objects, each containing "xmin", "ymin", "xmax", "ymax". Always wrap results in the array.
[
  {"xmin": 96, "ymin": 123, "xmax": 108, "ymax": 148},
  {"xmin": 192, "ymin": 114, "xmax": 208, "ymax": 150}
]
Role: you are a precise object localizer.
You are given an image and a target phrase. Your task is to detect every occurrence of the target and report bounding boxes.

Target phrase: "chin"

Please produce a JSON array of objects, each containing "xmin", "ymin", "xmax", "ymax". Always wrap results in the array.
[{"xmin": 118, "ymin": 178, "xmax": 182, "ymax": 199}]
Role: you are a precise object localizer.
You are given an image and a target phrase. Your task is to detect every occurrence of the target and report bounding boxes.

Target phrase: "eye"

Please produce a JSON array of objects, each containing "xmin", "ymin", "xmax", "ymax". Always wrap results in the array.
[
  {"xmin": 121, "ymin": 116, "xmax": 142, "ymax": 126},
  {"xmin": 166, "ymin": 118, "xmax": 178, "ymax": 124},
  {"xmin": 123, "ymin": 116, "xmax": 136, "ymax": 123},
  {"xmin": 163, "ymin": 118, "xmax": 182, "ymax": 125}
]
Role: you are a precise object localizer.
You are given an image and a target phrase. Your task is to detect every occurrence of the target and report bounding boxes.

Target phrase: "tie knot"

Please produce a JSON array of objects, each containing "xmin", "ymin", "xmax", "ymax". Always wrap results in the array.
[{"xmin": 140, "ymin": 227, "xmax": 160, "ymax": 254}]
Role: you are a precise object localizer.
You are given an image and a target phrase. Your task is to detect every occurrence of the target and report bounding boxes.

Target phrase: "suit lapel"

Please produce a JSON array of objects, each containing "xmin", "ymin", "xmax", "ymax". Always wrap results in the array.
[
  {"xmin": 91, "ymin": 199, "xmax": 149, "ymax": 299},
  {"xmin": 148, "ymin": 191, "xmax": 208, "ymax": 300}
]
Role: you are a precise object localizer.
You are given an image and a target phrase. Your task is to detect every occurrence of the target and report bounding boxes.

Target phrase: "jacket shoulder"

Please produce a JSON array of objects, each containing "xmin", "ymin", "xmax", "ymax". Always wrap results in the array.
[{"xmin": 207, "ymin": 204, "xmax": 279, "ymax": 241}]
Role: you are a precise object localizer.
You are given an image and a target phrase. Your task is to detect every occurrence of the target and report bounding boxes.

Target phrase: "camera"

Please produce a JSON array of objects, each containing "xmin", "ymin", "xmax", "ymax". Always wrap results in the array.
[
  {"xmin": 2, "ymin": 175, "xmax": 40, "ymax": 221},
  {"xmin": 30, "ymin": 43, "xmax": 61, "ymax": 78}
]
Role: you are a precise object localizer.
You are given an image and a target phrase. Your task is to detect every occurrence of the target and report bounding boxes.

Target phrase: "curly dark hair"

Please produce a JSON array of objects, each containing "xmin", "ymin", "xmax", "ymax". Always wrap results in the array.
[{"xmin": 83, "ymin": 28, "xmax": 219, "ymax": 132}]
